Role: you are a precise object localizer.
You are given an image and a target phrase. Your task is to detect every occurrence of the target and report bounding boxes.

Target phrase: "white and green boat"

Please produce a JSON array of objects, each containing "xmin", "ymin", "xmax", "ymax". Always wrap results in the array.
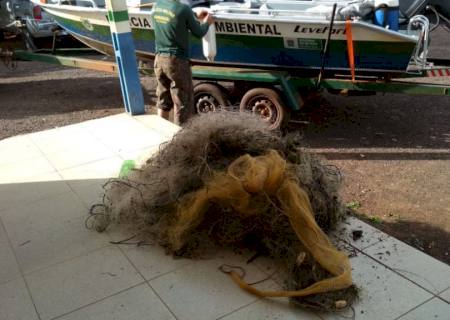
[{"xmin": 32, "ymin": 0, "xmax": 431, "ymax": 75}]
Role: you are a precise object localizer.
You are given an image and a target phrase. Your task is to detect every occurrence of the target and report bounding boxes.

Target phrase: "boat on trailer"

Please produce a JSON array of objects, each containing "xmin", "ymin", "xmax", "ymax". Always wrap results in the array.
[{"xmin": 32, "ymin": 0, "xmax": 431, "ymax": 76}]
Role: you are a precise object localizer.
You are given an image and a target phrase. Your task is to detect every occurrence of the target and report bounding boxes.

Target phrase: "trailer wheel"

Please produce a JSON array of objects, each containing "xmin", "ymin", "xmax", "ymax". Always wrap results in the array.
[
  {"xmin": 194, "ymin": 83, "xmax": 229, "ymax": 114},
  {"xmin": 239, "ymin": 88, "xmax": 288, "ymax": 130}
]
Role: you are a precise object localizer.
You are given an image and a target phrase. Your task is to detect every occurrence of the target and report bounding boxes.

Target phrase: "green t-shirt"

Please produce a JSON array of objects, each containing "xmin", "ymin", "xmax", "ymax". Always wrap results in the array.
[{"xmin": 151, "ymin": 0, "xmax": 210, "ymax": 60}]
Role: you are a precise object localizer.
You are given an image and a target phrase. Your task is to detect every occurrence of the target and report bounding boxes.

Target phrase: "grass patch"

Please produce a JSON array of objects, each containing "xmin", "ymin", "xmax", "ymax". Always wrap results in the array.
[
  {"xmin": 369, "ymin": 216, "xmax": 383, "ymax": 224},
  {"xmin": 346, "ymin": 201, "xmax": 361, "ymax": 210}
]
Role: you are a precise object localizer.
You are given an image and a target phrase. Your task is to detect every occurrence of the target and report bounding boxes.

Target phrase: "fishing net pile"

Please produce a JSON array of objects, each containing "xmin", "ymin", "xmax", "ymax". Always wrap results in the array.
[{"xmin": 90, "ymin": 111, "xmax": 357, "ymax": 311}]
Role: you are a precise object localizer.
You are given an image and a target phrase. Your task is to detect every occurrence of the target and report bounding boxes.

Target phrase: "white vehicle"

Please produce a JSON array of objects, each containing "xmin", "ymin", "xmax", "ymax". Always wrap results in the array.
[{"xmin": 0, "ymin": 0, "xmax": 70, "ymax": 49}]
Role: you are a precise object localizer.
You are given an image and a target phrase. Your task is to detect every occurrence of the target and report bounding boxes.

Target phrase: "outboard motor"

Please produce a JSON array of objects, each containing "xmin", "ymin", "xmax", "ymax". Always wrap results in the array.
[{"xmin": 373, "ymin": 0, "xmax": 400, "ymax": 30}]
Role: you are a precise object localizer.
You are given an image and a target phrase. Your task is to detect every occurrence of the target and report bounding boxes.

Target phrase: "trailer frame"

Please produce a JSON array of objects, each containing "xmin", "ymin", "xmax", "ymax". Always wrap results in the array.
[{"xmin": 12, "ymin": 49, "xmax": 450, "ymax": 129}]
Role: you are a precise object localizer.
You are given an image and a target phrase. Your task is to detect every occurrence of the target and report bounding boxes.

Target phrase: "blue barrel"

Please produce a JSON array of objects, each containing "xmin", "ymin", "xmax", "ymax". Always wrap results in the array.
[{"xmin": 374, "ymin": 6, "xmax": 400, "ymax": 31}]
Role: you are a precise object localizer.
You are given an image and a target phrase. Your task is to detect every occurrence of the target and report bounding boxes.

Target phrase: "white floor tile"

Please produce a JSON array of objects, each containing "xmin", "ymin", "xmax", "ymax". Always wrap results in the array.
[
  {"xmin": 58, "ymin": 156, "xmax": 123, "ymax": 182},
  {"xmin": 81, "ymin": 114, "xmax": 137, "ymax": 134},
  {"xmin": 320, "ymin": 253, "xmax": 432, "ymax": 320},
  {"xmin": 29, "ymin": 121, "xmax": 90, "ymax": 142},
  {"xmin": 86, "ymin": 116, "xmax": 153, "ymax": 141},
  {"xmin": 58, "ymin": 156, "xmax": 124, "ymax": 207},
  {"xmin": 364, "ymin": 237, "xmax": 450, "ymax": 294},
  {"xmin": 56, "ymin": 283, "xmax": 175, "ymax": 320},
  {"xmin": 122, "ymin": 244, "xmax": 192, "ymax": 281},
  {"xmin": 0, "ymin": 278, "xmax": 39, "ymax": 320},
  {"xmin": 0, "ymin": 155, "xmax": 56, "ymax": 184},
  {"xmin": 43, "ymin": 142, "xmax": 116, "ymax": 171},
  {"xmin": 332, "ymin": 216, "xmax": 388, "ymax": 250},
  {"xmin": 220, "ymin": 298, "xmax": 321, "ymax": 320},
  {"xmin": 149, "ymin": 250, "xmax": 281, "ymax": 320},
  {"xmin": 27, "ymin": 120, "xmax": 115, "ymax": 168},
  {"xmin": 95, "ymin": 129, "xmax": 165, "ymax": 156},
  {"xmin": 26, "ymin": 246, "xmax": 143, "ymax": 320},
  {"xmin": 0, "ymin": 172, "xmax": 71, "ymax": 212},
  {"xmin": 27, "ymin": 127, "xmax": 61, "ymax": 143},
  {"xmin": 105, "ymin": 223, "xmax": 139, "ymax": 243},
  {"xmin": 1, "ymin": 191, "xmax": 110, "ymax": 273},
  {"xmin": 0, "ymin": 221, "xmax": 21, "ymax": 285},
  {"xmin": 134, "ymin": 115, "xmax": 180, "ymax": 139},
  {"xmin": 118, "ymin": 145, "xmax": 160, "ymax": 166},
  {"xmin": 439, "ymin": 288, "xmax": 450, "ymax": 303},
  {"xmin": 31, "ymin": 126, "xmax": 99, "ymax": 156},
  {"xmin": 0, "ymin": 135, "xmax": 43, "ymax": 166},
  {"xmin": 71, "ymin": 181, "xmax": 108, "ymax": 209},
  {"xmin": 398, "ymin": 297, "xmax": 450, "ymax": 320}
]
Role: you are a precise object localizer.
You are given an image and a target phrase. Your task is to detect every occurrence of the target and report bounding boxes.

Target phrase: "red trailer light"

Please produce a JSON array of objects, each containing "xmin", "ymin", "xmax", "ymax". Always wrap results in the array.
[{"xmin": 33, "ymin": 6, "xmax": 43, "ymax": 21}]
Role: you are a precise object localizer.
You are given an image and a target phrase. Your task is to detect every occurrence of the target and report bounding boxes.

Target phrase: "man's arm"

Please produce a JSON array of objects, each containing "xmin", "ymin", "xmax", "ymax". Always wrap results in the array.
[
  {"xmin": 185, "ymin": 7, "xmax": 212, "ymax": 38},
  {"xmin": 196, "ymin": 10, "xmax": 208, "ymax": 20}
]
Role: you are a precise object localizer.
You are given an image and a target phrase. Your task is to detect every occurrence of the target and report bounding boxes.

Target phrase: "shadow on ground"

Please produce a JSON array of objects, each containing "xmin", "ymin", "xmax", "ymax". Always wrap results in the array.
[
  {"xmin": 0, "ymin": 73, "xmax": 157, "ymax": 140},
  {"xmin": 0, "ymin": 77, "xmax": 155, "ymax": 119},
  {"xmin": 354, "ymin": 213, "xmax": 450, "ymax": 265},
  {"xmin": 290, "ymin": 91, "xmax": 450, "ymax": 160}
]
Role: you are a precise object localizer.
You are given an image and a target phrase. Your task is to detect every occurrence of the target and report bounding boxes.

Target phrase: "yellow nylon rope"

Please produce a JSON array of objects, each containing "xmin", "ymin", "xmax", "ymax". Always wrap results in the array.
[{"xmin": 168, "ymin": 150, "xmax": 352, "ymax": 297}]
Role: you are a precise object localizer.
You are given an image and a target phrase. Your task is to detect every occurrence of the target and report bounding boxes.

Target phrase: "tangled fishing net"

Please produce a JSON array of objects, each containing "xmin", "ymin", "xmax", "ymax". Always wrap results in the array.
[{"xmin": 89, "ymin": 111, "xmax": 357, "ymax": 311}]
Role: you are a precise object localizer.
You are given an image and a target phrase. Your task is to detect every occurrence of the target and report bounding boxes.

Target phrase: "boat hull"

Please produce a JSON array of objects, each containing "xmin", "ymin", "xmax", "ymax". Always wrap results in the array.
[{"xmin": 41, "ymin": 4, "xmax": 418, "ymax": 74}]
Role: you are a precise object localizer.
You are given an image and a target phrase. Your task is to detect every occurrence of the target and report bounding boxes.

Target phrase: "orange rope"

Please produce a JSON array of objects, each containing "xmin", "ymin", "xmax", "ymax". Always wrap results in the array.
[{"xmin": 345, "ymin": 19, "xmax": 356, "ymax": 82}]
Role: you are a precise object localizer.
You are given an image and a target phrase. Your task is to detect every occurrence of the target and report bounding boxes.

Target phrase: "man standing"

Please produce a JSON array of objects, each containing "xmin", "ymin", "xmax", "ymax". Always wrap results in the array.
[{"xmin": 151, "ymin": 0, "xmax": 214, "ymax": 125}]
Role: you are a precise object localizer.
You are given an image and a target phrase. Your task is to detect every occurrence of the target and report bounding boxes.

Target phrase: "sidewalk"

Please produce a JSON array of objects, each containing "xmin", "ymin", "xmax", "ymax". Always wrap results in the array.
[{"xmin": 0, "ymin": 114, "xmax": 449, "ymax": 320}]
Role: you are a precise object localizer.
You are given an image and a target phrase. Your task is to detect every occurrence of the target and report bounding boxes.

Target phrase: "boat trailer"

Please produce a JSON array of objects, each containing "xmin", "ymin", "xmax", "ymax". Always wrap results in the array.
[{"xmin": 10, "ymin": 49, "xmax": 450, "ymax": 130}]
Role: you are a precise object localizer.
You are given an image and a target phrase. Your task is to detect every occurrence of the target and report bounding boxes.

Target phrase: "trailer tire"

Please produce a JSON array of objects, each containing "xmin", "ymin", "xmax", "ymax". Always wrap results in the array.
[
  {"xmin": 194, "ymin": 82, "xmax": 230, "ymax": 114},
  {"xmin": 239, "ymin": 87, "xmax": 289, "ymax": 130}
]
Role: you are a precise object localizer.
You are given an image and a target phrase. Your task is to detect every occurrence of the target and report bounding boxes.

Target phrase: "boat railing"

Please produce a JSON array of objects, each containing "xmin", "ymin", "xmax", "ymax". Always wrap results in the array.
[{"xmin": 407, "ymin": 15, "xmax": 430, "ymax": 69}]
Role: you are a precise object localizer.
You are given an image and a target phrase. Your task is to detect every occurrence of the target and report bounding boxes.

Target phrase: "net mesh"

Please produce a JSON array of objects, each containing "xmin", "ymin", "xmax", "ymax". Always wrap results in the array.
[
  {"xmin": 90, "ymin": 111, "xmax": 357, "ymax": 310},
  {"xmin": 168, "ymin": 150, "xmax": 352, "ymax": 297}
]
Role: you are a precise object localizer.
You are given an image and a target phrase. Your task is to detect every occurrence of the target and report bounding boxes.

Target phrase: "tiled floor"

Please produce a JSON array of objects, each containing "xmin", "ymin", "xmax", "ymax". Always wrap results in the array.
[{"xmin": 0, "ymin": 114, "xmax": 449, "ymax": 320}]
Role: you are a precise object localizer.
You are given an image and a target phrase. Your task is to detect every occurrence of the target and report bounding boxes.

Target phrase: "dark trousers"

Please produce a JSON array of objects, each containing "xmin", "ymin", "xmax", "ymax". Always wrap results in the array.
[{"xmin": 154, "ymin": 55, "xmax": 194, "ymax": 125}]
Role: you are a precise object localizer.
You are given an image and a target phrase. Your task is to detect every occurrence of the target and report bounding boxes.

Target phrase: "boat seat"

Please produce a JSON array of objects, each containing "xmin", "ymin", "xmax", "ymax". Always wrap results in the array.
[
  {"xmin": 258, "ymin": 3, "xmax": 338, "ymax": 19},
  {"xmin": 75, "ymin": 0, "xmax": 96, "ymax": 7},
  {"xmin": 94, "ymin": 0, "xmax": 105, "ymax": 8},
  {"xmin": 399, "ymin": 0, "xmax": 428, "ymax": 19},
  {"xmin": 59, "ymin": 0, "xmax": 105, "ymax": 7},
  {"xmin": 210, "ymin": 2, "xmax": 253, "ymax": 13}
]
